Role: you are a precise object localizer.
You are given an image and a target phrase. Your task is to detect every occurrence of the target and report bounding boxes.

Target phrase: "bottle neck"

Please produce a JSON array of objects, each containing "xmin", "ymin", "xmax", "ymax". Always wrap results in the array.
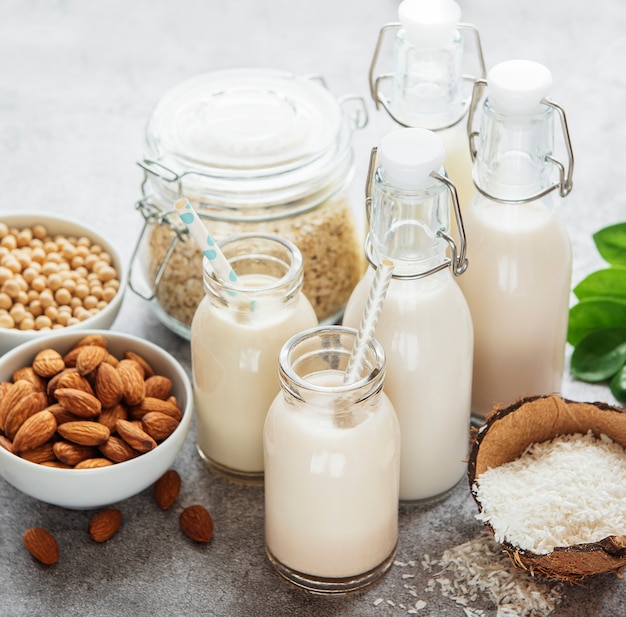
[
  {"xmin": 202, "ymin": 233, "xmax": 304, "ymax": 317},
  {"xmin": 390, "ymin": 29, "xmax": 465, "ymax": 130},
  {"xmin": 278, "ymin": 326, "xmax": 386, "ymax": 414},
  {"xmin": 473, "ymin": 98, "xmax": 556, "ymax": 202},
  {"xmin": 368, "ymin": 170, "xmax": 450, "ymax": 276}
]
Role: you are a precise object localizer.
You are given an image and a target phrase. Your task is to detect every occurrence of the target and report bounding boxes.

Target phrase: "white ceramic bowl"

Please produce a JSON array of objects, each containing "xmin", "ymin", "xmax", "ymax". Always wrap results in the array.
[
  {"xmin": 0, "ymin": 330, "xmax": 192, "ymax": 509},
  {"xmin": 0, "ymin": 212, "xmax": 127, "ymax": 356}
]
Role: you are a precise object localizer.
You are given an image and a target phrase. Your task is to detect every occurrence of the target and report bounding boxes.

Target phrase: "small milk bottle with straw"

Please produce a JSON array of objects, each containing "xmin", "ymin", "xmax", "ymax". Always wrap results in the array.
[
  {"xmin": 343, "ymin": 127, "xmax": 473, "ymax": 505},
  {"xmin": 263, "ymin": 325, "xmax": 400, "ymax": 594},
  {"xmin": 177, "ymin": 199, "xmax": 318, "ymax": 484}
]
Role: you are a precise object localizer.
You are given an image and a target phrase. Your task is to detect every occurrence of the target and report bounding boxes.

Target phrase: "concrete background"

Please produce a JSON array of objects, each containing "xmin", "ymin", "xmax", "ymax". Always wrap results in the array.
[{"xmin": 0, "ymin": 0, "xmax": 624, "ymax": 615}]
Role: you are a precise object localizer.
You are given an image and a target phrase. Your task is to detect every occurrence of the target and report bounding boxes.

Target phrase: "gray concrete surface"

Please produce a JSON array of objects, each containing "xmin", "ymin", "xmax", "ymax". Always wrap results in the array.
[{"xmin": 0, "ymin": 0, "xmax": 624, "ymax": 615}]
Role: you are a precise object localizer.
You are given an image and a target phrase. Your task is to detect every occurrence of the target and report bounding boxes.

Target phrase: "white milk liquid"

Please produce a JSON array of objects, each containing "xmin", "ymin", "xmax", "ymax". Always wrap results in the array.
[
  {"xmin": 264, "ymin": 370, "xmax": 400, "ymax": 578},
  {"xmin": 457, "ymin": 199, "xmax": 572, "ymax": 416},
  {"xmin": 191, "ymin": 274, "xmax": 317, "ymax": 474},
  {"xmin": 343, "ymin": 268, "xmax": 473, "ymax": 503}
]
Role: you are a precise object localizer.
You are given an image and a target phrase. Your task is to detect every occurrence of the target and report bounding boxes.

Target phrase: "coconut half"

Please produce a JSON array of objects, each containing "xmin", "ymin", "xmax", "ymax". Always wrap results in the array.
[{"xmin": 468, "ymin": 394, "xmax": 626, "ymax": 580}]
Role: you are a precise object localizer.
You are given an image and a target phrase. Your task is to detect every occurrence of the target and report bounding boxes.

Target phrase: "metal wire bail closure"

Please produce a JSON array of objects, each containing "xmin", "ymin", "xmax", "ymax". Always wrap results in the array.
[
  {"xmin": 467, "ymin": 78, "xmax": 575, "ymax": 204},
  {"xmin": 368, "ymin": 22, "xmax": 486, "ymax": 130},
  {"xmin": 364, "ymin": 147, "xmax": 468, "ymax": 280}
]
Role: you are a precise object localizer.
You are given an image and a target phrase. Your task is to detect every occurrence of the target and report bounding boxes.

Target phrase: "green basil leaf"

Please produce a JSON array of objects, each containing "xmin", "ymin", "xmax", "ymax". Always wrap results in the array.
[
  {"xmin": 609, "ymin": 363, "xmax": 626, "ymax": 404},
  {"xmin": 570, "ymin": 327, "xmax": 626, "ymax": 381},
  {"xmin": 573, "ymin": 267, "xmax": 626, "ymax": 300},
  {"xmin": 567, "ymin": 298, "xmax": 626, "ymax": 346},
  {"xmin": 593, "ymin": 223, "xmax": 626, "ymax": 267}
]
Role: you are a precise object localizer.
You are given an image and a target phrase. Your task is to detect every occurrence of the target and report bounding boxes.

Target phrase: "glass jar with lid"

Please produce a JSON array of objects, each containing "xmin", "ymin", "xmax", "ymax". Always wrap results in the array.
[{"xmin": 129, "ymin": 68, "xmax": 368, "ymax": 339}]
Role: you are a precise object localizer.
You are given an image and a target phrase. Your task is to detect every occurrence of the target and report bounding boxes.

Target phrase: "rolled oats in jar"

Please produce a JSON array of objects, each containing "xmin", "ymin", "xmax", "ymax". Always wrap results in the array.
[{"xmin": 129, "ymin": 69, "xmax": 367, "ymax": 339}]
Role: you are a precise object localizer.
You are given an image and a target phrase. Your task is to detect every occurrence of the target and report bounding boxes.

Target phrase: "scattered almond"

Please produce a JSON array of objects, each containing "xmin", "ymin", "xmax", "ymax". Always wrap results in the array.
[
  {"xmin": 179, "ymin": 505, "xmax": 214, "ymax": 543},
  {"xmin": 88, "ymin": 508, "xmax": 122, "ymax": 542},
  {"xmin": 20, "ymin": 442, "xmax": 57, "ymax": 464},
  {"xmin": 153, "ymin": 469, "xmax": 181, "ymax": 510},
  {"xmin": 0, "ymin": 380, "xmax": 36, "ymax": 433},
  {"xmin": 22, "ymin": 527, "xmax": 59, "ymax": 565}
]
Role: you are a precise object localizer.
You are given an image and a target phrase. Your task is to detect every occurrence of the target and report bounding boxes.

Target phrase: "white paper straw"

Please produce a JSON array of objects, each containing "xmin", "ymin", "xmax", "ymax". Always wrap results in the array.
[
  {"xmin": 174, "ymin": 198, "xmax": 239, "ymax": 287},
  {"xmin": 343, "ymin": 259, "xmax": 394, "ymax": 385}
]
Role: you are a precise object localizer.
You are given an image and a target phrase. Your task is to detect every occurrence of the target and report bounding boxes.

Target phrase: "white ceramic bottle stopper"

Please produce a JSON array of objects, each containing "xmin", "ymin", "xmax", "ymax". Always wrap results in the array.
[
  {"xmin": 487, "ymin": 59, "xmax": 552, "ymax": 116},
  {"xmin": 398, "ymin": 0, "xmax": 462, "ymax": 48}
]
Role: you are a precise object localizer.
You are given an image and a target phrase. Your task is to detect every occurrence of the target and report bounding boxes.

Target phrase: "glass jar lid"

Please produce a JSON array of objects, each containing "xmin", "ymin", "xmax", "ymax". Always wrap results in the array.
[{"xmin": 141, "ymin": 68, "xmax": 364, "ymax": 215}]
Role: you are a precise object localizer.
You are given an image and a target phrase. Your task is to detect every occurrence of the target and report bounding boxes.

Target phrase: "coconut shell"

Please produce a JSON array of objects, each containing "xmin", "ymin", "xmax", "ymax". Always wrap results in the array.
[{"xmin": 468, "ymin": 394, "xmax": 626, "ymax": 580}]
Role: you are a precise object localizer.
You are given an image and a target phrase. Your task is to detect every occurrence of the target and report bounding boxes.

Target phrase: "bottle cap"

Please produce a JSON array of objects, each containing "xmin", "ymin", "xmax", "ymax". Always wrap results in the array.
[
  {"xmin": 398, "ymin": 0, "xmax": 462, "ymax": 48},
  {"xmin": 487, "ymin": 59, "xmax": 552, "ymax": 115},
  {"xmin": 378, "ymin": 128, "xmax": 446, "ymax": 190}
]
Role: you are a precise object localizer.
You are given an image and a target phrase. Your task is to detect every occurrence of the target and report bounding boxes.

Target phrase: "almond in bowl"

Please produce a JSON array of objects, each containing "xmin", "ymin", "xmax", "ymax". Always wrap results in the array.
[
  {"xmin": 0, "ymin": 330, "xmax": 192, "ymax": 509},
  {"xmin": 468, "ymin": 394, "xmax": 626, "ymax": 580}
]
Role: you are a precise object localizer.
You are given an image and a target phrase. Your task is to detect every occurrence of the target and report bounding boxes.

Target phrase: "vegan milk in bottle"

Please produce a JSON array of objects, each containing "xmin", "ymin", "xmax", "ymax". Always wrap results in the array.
[
  {"xmin": 343, "ymin": 128, "xmax": 473, "ymax": 505},
  {"xmin": 191, "ymin": 233, "xmax": 317, "ymax": 484},
  {"xmin": 458, "ymin": 60, "xmax": 573, "ymax": 417},
  {"xmin": 368, "ymin": 0, "xmax": 486, "ymax": 212},
  {"xmin": 264, "ymin": 326, "xmax": 400, "ymax": 593}
]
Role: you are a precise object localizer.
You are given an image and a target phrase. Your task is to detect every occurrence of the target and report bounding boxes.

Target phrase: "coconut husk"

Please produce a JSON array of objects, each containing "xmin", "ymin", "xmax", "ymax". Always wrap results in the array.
[{"xmin": 468, "ymin": 394, "xmax": 626, "ymax": 580}]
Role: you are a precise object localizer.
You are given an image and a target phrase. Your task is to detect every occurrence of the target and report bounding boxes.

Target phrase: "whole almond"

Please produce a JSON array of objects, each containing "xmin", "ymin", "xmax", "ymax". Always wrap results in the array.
[
  {"xmin": 4, "ymin": 391, "xmax": 49, "ymax": 440},
  {"xmin": 130, "ymin": 397, "xmax": 182, "ymax": 422},
  {"xmin": 47, "ymin": 368, "xmax": 78, "ymax": 398},
  {"xmin": 94, "ymin": 362, "xmax": 124, "ymax": 408},
  {"xmin": 123, "ymin": 351, "xmax": 155, "ymax": 378},
  {"xmin": 116, "ymin": 419, "xmax": 157, "ymax": 453},
  {"xmin": 144, "ymin": 375, "xmax": 173, "ymax": 400},
  {"xmin": 62, "ymin": 346, "xmax": 82, "ymax": 368},
  {"xmin": 57, "ymin": 421, "xmax": 110, "ymax": 446},
  {"xmin": 74, "ymin": 457, "xmax": 113, "ymax": 469},
  {"xmin": 98, "ymin": 404, "xmax": 128, "ymax": 432},
  {"xmin": 41, "ymin": 461, "xmax": 72, "ymax": 469},
  {"xmin": 141, "ymin": 412, "xmax": 179, "ymax": 441},
  {"xmin": 46, "ymin": 403, "xmax": 83, "ymax": 425},
  {"xmin": 76, "ymin": 345, "xmax": 108, "ymax": 376},
  {"xmin": 154, "ymin": 469, "xmax": 181, "ymax": 510},
  {"xmin": 117, "ymin": 361, "xmax": 145, "ymax": 406},
  {"xmin": 32, "ymin": 348, "xmax": 65, "ymax": 378},
  {"xmin": 53, "ymin": 441, "xmax": 99, "ymax": 466},
  {"xmin": 103, "ymin": 353, "xmax": 119, "ymax": 368},
  {"xmin": 11, "ymin": 367, "xmax": 46, "ymax": 393},
  {"xmin": 71, "ymin": 334, "xmax": 108, "ymax": 350},
  {"xmin": 20, "ymin": 442, "xmax": 57, "ymax": 464},
  {"xmin": 23, "ymin": 527, "xmax": 59, "ymax": 565},
  {"xmin": 118, "ymin": 358, "xmax": 145, "ymax": 379},
  {"xmin": 54, "ymin": 388, "xmax": 101, "ymax": 419},
  {"xmin": 0, "ymin": 381, "xmax": 12, "ymax": 402},
  {"xmin": 98, "ymin": 436, "xmax": 139, "ymax": 463},
  {"xmin": 0, "ymin": 380, "xmax": 36, "ymax": 433},
  {"xmin": 179, "ymin": 505, "xmax": 214, "ymax": 543},
  {"xmin": 88, "ymin": 508, "xmax": 122, "ymax": 542},
  {"xmin": 57, "ymin": 371, "xmax": 95, "ymax": 396},
  {"xmin": 12, "ymin": 410, "xmax": 57, "ymax": 453}
]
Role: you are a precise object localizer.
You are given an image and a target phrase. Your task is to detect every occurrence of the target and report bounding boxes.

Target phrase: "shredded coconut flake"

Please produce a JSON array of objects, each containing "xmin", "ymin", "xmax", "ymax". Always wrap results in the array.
[{"xmin": 474, "ymin": 431, "xmax": 626, "ymax": 554}]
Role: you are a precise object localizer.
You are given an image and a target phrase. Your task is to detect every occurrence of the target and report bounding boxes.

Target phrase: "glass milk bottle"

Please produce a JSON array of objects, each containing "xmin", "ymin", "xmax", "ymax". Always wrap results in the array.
[
  {"xmin": 459, "ymin": 59, "xmax": 574, "ymax": 418},
  {"xmin": 264, "ymin": 326, "xmax": 400, "ymax": 594},
  {"xmin": 343, "ymin": 128, "xmax": 473, "ymax": 505},
  {"xmin": 368, "ymin": 0, "xmax": 486, "ymax": 211},
  {"xmin": 191, "ymin": 233, "xmax": 317, "ymax": 484}
]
